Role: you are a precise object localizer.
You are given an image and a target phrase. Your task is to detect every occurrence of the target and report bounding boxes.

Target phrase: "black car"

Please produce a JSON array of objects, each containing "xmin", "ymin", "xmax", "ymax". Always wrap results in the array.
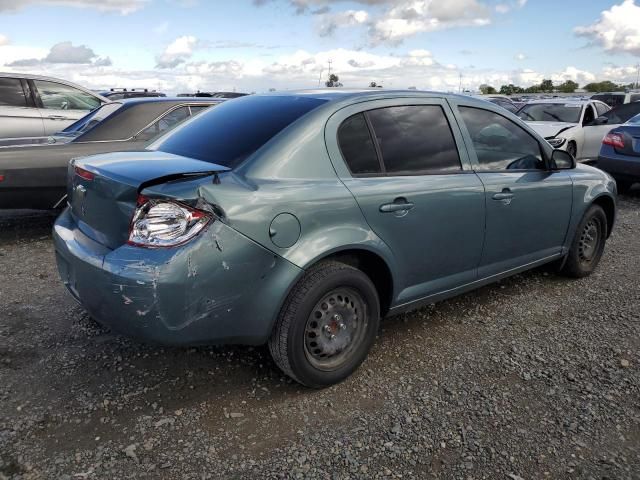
[
  {"xmin": 597, "ymin": 113, "xmax": 640, "ymax": 193},
  {"xmin": 0, "ymin": 97, "xmax": 221, "ymax": 209},
  {"xmin": 177, "ymin": 91, "xmax": 248, "ymax": 99}
]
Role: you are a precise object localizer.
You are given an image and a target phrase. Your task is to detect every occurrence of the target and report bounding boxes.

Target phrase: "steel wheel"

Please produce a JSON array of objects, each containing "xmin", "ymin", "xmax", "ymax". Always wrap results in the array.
[
  {"xmin": 578, "ymin": 217, "xmax": 601, "ymax": 265},
  {"xmin": 303, "ymin": 287, "xmax": 368, "ymax": 371}
]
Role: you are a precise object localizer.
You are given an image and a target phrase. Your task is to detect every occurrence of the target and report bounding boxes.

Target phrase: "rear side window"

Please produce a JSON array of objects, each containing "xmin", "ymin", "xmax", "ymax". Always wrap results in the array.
[
  {"xmin": 459, "ymin": 106, "xmax": 544, "ymax": 171},
  {"xmin": 595, "ymin": 102, "xmax": 609, "ymax": 117},
  {"xmin": 137, "ymin": 106, "xmax": 190, "ymax": 142},
  {"xmin": 0, "ymin": 78, "xmax": 27, "ymax": 107},
  {"xmin": 367, "ymin": 105, "xmax": 461, "ymax": 174},
  {"xmin": 152, "ymin": 95, "xmax": 327, "ymax": 168},
  {"xmin": 338, "ymin": 113, "xmax": 381, "ymax": 175}
]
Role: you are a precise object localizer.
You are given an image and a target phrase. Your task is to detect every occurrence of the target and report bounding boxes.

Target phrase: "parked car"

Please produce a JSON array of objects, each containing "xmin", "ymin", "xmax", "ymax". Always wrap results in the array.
[
  {"xmin": 177, "ymin": 91, "xmax": 248, "ymax": 99},
  {"xmin": 578, "ymin": 101, "xmax": 640, "ymax": 163},
  {"xmin": 517, "ymin": 98, "xmax": 610, "ymax": 158},
  {"xmin": 590, "ymin": 91, "xmax": 640, "ymax": 108},
  {"xmin": 0, "ymin": 73, "xmax": 107, "ymax": 138},
  {"xmin": 99, "ymin": 88, "xmax": 166, "ymax": 100},
  {"xmin": 485, "ymin": 96, "xmax": 520, "ymax": 113},
  {"xmin": 596, "ymin": 113, "xmax": 640, "ymax": 193},
  {"xmin": 53, "ymin": 90, "xmax": 616, "ymax": 388},
  {"xmin": 0, "ymin": 97, "xmax": 221, "ymax": 209}
]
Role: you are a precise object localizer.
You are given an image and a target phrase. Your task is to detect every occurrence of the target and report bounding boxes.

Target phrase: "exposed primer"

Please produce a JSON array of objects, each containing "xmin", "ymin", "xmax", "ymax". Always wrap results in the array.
[
  {"xmin": 187, "ymin": 254, "xmax": 198, "ymax": 277},
  {"xmin": 222, "ymin": 261, "xmax": 230, "ymax": 271},
  {"xmin": 122, "ymin": 295, "xmax": 133, "ymax": 305}
]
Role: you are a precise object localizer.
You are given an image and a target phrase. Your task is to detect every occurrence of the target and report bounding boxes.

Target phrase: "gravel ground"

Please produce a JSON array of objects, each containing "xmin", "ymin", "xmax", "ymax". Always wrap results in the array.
[{"xmin": 0, "ymin": 193, "xmax": 639, "ymax": 480}]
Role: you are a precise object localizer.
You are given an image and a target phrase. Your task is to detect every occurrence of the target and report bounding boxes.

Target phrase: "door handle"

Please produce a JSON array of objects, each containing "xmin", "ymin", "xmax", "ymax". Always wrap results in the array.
[
  {"xmin": 492, "ymin": 192, "xmax": 514, "ymax": 200},
  {"xmin": 47, "ymin": 115, "xmax": 67, "ymax": 120},
  {"xmin": 379, "ymin": 200, "xmax": 415, "ymax": 213}
]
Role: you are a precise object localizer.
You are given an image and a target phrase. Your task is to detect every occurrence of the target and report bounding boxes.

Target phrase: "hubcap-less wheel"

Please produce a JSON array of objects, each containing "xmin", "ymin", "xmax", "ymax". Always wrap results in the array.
[
  {"xmin": 578, "ymin": 218, "xmax": 600, "ymax": 265},
  {"xmin": 304, "ymin": 288, "xmax": 367, "ymax": 371},
  {"xmin": 567, "ymin": 142, "xmax": 577, "ymax": 157}
]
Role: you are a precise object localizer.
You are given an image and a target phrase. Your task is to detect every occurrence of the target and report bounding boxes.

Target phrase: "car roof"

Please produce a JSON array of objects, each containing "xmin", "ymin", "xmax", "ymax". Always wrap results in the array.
[
  {"xmin": 522, "ymin": 98, "xmax": 591, "ymax": 105},
  {"xmin": 254, "ymin": 88, "xmax": 483, "ymax": 104},
  {"xmin": 116, "ymin": 96, "xmax": 223, "ymax": 105},
  {"xmin": 0, "ymin": 72, "xmax": 108, "ymax": 101}
]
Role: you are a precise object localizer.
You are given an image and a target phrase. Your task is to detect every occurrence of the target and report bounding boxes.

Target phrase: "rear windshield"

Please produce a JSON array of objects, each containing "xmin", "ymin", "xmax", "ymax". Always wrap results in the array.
[
  {"xmin": 591, "ymin": 94, "xmax": 625, "ymax": 107},
  {"xmin": 63, "ymin": 102, "xmax": 123, "ymax": 134},
  {"xmin": 517, "ymin": 103, "xmax": 582, "ymax": 123},
  {"xmin": 150, "ymin": 95, "xmax": 327, "ymax": 168}
]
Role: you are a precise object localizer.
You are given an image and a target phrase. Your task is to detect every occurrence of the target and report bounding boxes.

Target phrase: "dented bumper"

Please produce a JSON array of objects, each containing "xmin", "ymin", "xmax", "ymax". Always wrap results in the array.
[{"xmin": 53, "ymin": 208, "xmax": 302, "ymax": 345}]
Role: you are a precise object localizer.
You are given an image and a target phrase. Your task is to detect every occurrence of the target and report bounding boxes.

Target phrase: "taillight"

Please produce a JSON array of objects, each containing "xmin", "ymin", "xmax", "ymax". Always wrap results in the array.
[
  {"xmin": 603, "ymin": 132, "xmax": 625, "ymax": 149},
  {"xmin": 75, "ymin": 166, "xmax": 95, "ymax": 181},
  {"xmin": 127, "ymin": 195, "xmax": 212, "ymax": 248}
]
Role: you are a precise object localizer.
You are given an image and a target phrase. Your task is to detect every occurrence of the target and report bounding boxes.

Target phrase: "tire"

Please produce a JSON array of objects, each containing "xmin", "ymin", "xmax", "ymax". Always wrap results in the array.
[
  {"xmin": 566, "ymin": 141, "xmax": 577, "ymax": 158},
  {"xmin": 560, "ymin": 204, "xmax": 607, "ymax": 278},
  {"xmin": 268, "ymin": 261, "xmax": 380, "ymax": 388},
  {"xmin": 615, "ymin": 178, "xmax": 633, "ymax": 195}
]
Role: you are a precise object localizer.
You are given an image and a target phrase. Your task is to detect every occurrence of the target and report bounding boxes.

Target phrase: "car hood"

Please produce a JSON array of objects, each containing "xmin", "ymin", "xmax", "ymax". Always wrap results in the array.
[{"xmin": 526, "ymin": 122, "xmax": 578, "ymax": 138}]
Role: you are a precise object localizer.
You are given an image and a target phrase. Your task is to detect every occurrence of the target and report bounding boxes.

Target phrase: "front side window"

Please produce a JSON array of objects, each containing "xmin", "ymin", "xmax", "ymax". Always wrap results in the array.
[
  {"xmin": 0, "ymin": 78, "xmax": 28, "ymax": 107},
  {"xmin": 34, "ymin": 80, "xmax": 102, "ymax": 111},
  {"xmin": 595, "ymin": 102, "xmax": 609, "ymax": 117},
  {"xmin": 459, "ymin": 106, "xmax": 544, "ymax": 171},
  {"xmin": 136, "ymin": 106, "xmax": 190, "ymax": 142},
  {"xmin": 367, "ymin": 105, "xmax": 461, "ymax": 174},
  {"xmin": 583, "ymin": 105, "xmax": 596, "ymax": 125}
]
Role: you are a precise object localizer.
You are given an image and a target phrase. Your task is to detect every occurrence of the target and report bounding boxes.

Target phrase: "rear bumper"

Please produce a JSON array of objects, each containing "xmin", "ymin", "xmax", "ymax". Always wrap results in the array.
[
  {"xmin": 53, "ymin": 208, "xmax": 302, "ymax": 346},
  {"xmin": 596, "ymin": 152, "xmax": 640, "ymax": 180}
]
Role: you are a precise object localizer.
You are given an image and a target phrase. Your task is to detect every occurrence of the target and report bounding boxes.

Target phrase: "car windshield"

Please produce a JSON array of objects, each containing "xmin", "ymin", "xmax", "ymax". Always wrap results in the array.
[
  {"xmin": 150, "ymin": 95, "xmax": 328, "ymax": 168},
  {"xmin": 517, "ymin": 103, "xmax": 582, "ymax": 123},
  {"xmin": 62, "ymin": 102, "xmax": 123, "ymax": 134}
]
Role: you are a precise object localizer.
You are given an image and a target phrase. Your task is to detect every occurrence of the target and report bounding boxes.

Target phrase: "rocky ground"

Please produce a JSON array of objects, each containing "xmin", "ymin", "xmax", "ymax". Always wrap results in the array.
[{"xmin": 0, "ymin": 193, "xmax": 638, "ymax": 480}]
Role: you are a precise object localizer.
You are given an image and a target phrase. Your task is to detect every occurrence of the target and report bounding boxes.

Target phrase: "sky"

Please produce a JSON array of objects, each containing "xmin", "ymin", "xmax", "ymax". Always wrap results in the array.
[{"xmin": 1, "ymin": 0, "xmax": 640, "ymax": 94}]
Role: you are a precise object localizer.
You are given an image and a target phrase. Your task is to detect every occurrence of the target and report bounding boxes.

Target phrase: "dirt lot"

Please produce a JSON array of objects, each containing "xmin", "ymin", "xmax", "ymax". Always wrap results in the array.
[{"xmin": 1, "ymin": 193, "xmax": 639, "ymax": 480}]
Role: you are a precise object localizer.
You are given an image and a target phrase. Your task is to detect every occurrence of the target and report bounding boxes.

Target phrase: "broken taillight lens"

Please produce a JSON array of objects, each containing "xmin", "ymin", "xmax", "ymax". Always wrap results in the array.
[
  {"xmin": 74, "ymin": 166, "xmax": 95, "ymax": 181},
  {"xmin": 602, "ymin": 132, "xmax": 625, "ymax": 149},
  {"xmin": 128, "ymin": 196, "xmax": 212, "ymax": 248}
]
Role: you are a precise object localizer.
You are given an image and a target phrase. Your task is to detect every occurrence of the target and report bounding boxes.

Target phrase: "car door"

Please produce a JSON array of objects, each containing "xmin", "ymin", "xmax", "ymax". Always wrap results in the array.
[
  {"xmin": 453, "ymin": 102, "xmax": 572, "ymax": 277},
  {"xmin": 32, "ymin": 79, "xmax": 102, "ymax": 134},
  {"xmin": 325, "ymin": 99, "xmax": 486, "ymax": 305},
  {"xmin": 0, "ymin": 77, "xmax": 44, "ymax": 137}
]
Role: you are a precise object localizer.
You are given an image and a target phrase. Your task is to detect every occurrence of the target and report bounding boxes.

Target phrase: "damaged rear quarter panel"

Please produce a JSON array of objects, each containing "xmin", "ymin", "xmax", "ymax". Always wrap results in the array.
[{"xmin": 96, "ymin": 218, "xmax": 302, "ymax": 345}]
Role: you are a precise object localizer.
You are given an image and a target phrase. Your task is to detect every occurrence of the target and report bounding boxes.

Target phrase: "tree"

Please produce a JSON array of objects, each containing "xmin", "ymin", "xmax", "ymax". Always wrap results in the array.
[
  {"xmin": 326, "ymin": 74, "xmax": 343, "ymax": 87},
  {"xmin": 524, "ymin": 85, "xmax": 540, "ymax": 93},
  {"xmin": 557, "ymin": 80, "xmax": 579, "ymax": 93},
  {"xmin": 479, "ymin": 84, "xmax": 497, "ymax": 94},
  {"xmin": 583, "ymin": 80, "xmax": 624, "ymax": 92},
  {"xmin": 499, "ymin": 84, "xmax": 523, "ymax": 95},
  {"xmin": 539, "ymin": 79, "xmax": 554, "ymax": 93}
]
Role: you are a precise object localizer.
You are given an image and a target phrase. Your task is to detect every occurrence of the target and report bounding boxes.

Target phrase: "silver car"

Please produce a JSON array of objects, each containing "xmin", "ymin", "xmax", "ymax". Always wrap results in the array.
[{"xmin": 0, "ymin": 73, "xmax": 107, "ymax": 138}]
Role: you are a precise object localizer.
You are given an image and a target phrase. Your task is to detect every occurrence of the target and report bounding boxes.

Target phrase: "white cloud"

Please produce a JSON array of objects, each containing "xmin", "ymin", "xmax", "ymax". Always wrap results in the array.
[
  {"xmin": 6, "ymin": 41, "xmax": 105, "ymax": 66},
  {"xmin": 602, "ymin": 64, "xmax": 640, "ymax": 83},
  {"xmin": 514, "ymin": 53, "xmax": 526, "ymax": 60},
  {"xmin": 575, "ymin": 0, "xmax": 640, "ymax": 56},
  {"xmin": 0, "ymin": 34, "xmax": 8, "ymax": 46},
  {"xmin": 153, "ymin": 21, "xmax": 169, "ymax": 34},
  {"xmin": 368, "ymin": 0, "xmax": 492, "ymax": 46},
  {"xmin": 318, "ymin": 9, "xmax": 369, "ymax": 36},
  {"xmin": 156, "ymin": 35, "xmax": 198, "ymax": 68},
  {"xmin": 0, "ymin": 0, "xmax": 149, "ymax": 14},
  {"xmin": 553, "ymin": 66, "xmax": 596, "ymax": 84}
]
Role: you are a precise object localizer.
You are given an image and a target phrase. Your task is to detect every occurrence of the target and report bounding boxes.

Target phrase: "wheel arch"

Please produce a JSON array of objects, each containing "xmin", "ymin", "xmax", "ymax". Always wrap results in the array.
[
  {"xmin": 303, "ymin": 247, "xmax": 396, "ymax": 317},
  {"xmin": 592, "ymin": 193, "xmax": 615, "ymax": 238}
]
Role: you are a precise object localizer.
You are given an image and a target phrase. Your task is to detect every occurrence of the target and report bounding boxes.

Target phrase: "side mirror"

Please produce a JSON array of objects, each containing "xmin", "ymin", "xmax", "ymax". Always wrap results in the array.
[
  {"xmin": 551, "ymin": 149, "xmax": 576, "ymax": 170},
  {"xmin": 591, "ymin": 116, "xmax": 609, "ymax": 126}
]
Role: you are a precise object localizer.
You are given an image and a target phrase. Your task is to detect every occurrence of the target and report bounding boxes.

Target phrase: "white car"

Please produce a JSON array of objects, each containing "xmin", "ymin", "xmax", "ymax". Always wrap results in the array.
[
  {"xmin": 517, "ymin": 99, "xmax": 610, "ymax": 160},
  {"xmin": 0, "ymin": 73, "xmax": 107, "ymax": 139}
]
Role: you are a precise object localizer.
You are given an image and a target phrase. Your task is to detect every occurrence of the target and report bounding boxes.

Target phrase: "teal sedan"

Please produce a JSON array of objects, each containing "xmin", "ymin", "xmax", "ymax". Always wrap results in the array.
[{"xmin": 53, "ymin": 90, "xmax": 617, "ymax": 387}]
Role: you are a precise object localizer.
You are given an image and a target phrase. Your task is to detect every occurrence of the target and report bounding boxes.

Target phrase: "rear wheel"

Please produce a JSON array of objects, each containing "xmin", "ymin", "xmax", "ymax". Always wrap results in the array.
[
  {"xmin": 268, "ymin": 261, "xmax": 380, "ymax": 388},
  {"xmin": 560, "ymin": 205, "xmax": 607, "ymax": 278}
]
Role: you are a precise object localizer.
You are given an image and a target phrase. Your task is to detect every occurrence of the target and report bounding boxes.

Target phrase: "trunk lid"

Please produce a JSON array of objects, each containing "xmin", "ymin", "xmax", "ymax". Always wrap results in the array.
[{"xmin": 69, "ymin": 151, "xmax": 229, "ymax": 249}]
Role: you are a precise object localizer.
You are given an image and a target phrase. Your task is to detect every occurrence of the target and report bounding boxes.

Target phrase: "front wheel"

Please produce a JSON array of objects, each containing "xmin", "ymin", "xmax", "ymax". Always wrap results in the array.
[
  {"xmin": 566, "ymin": 141, "xmax": 577, "ymax": 158},
  {"xmin": 560, "ymin": 204, "xmax": 607, "ymax": 278},
  {"xmin": 269, "ymin": 261, "xmax": 380, "ymax": 388}
]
